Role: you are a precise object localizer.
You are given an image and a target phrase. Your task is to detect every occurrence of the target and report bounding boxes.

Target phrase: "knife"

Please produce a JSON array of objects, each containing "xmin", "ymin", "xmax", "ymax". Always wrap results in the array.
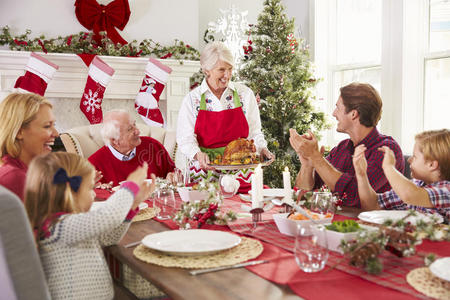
[{"xmin": 189, "ymin": 260, "xmax": 269, "ymax": 275}]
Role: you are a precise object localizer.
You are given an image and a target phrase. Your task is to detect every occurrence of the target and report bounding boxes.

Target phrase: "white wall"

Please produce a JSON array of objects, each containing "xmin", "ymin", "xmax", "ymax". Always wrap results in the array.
[
  {"xmin": 283, "ymin": 0, "xmax": 310, "ymax": 43},
  {"xmin": 0, "ymin": 0, "xmax": 200, "ymax": 48}
]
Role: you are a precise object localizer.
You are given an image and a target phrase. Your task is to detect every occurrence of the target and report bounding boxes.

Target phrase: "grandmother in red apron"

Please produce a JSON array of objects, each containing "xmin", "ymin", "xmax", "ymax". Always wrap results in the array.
[{"xmin": 176, "ymin": 41, "xmax": 274, "ymax": 193}]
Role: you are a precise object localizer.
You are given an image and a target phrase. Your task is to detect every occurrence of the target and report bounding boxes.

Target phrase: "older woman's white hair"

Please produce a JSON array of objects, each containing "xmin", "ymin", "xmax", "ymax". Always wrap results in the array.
[
  {"xmin": 100, "ymin": 109, "xmax": 128, "ymax": 145},
  {"xmin": 200, "ymin": 41, "xmax": 234, "ymax": 72}
]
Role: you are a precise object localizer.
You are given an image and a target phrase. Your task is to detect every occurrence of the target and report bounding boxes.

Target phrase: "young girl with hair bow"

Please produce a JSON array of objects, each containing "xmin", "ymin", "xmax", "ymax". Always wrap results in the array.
[{"xmin": 25, "ymin": 152, "xmax": 155, "ymax": 299}]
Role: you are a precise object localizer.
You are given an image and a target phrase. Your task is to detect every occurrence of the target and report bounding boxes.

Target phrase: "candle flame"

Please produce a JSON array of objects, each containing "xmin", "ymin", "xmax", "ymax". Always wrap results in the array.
[{"xmin": 284, "ymin": 166, "xmax": 289, "ymax": 172}]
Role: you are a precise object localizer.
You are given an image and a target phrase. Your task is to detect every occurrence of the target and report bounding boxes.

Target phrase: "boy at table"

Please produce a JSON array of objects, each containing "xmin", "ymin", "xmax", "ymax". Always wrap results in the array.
[{"xmin": 353, "ymin": 129, "xmax": 450, "ymax": 223}]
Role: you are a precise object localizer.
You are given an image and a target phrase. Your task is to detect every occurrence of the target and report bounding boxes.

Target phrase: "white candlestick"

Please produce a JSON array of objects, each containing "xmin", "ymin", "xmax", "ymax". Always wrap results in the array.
[
  {"xmin": 283, "ymin": 166, "xmax": 291, "ymax": 203},
  {"xmin": 251, "ymin": 164, "xmax": 263, "ymax": 209}
]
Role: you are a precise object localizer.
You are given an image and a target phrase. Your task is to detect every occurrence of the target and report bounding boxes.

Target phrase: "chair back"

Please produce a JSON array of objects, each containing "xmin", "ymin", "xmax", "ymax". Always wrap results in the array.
[
  {"xmin": 403, "ymin": 155, "xmax": 411, "ymax": 179},
  {"xmin": 0, "ymin": 186, "xmax": 51, "ymax": 300}
]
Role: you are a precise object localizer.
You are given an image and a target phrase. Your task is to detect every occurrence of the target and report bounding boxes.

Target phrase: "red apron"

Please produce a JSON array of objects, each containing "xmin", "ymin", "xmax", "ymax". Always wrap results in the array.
[{"xmin": 190, "ymin": 89, "xmax": 253, "ymax": 193}]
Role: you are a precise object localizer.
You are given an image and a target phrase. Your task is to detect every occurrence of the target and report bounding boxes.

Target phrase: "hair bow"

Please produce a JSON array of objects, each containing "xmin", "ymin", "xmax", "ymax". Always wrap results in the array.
[{"xmin": 53, "ymin": 168, "xmax": 82, "ymax": 193}]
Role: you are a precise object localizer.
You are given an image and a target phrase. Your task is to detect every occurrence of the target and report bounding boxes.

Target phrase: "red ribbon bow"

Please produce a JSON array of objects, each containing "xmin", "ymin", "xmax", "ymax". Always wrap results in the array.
[{"xmin": 75, "ymin": 0, "xmax": 130, "ymax": 45}]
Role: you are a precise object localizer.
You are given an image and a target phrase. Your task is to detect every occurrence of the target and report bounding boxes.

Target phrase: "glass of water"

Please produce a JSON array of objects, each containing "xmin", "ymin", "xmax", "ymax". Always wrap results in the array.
[
  {"xmin": 311, "ymin": 192, "xmax": 333, "ymax": 216},
  {"xmin": 155, "ymin": 189, "xmax": 176, "ymax": 220},
  {"xmin": 294, "ymin": 223, "xmax": 328, "ymax": 273}
]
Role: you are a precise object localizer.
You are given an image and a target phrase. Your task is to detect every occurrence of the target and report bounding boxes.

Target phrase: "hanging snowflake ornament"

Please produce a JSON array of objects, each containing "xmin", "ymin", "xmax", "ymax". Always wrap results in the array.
[{"xmin": 207, "ymin": 4, "xmax": 250, "ymax": 70}]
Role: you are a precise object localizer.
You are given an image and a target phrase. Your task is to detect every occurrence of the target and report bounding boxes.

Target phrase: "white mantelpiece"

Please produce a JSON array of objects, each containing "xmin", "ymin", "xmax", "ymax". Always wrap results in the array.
[{"xmin": 0, "ymin": 50, "xmax": 200, "ymax": 131}]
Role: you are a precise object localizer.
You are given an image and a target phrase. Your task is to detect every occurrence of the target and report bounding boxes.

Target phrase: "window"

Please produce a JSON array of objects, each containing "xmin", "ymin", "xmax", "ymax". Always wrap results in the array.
[
  {"xmin": 312, "ymin": 0, "xmax": 450, "ymax": 153},
  {"xmin": 313, "ymin": 0, "xmax": 382, "ymax": 146},
  {"xmin": 424, "ymin": 0, "xmax": 450, "ymax": 130}
]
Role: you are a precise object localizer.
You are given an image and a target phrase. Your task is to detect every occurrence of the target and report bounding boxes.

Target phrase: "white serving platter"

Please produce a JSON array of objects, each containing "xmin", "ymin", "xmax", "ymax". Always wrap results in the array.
[
  {"xmin": 141, "ymin": 229, "xmax": 241, "ymax": 256},
  {"xmin": 358, "ymin": 210, "xmax": 443, "ymax": 225}
]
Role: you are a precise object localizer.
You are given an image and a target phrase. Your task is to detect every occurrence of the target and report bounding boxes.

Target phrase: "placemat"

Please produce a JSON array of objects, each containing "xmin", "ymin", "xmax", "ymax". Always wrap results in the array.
[
  {"xmin": 406, "ymin": 267, "xmax": 450, "ymax": 300},
  {"xmin": 132, "ymin": 207, "xmax": 160, "ymax": 223},
  {"xmin": 133, "ymin": 236, "xmax": 263, "ymax": 269}
]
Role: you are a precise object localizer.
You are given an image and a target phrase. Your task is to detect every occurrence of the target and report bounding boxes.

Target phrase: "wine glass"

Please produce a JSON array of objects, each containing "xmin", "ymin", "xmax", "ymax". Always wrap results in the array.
[
  {"xmin": 294, "ymin": 223, "xmax": 328, "ymax": 272},
  {"xmin": 310, "ymin": 192, "xmax": 333, "ymax": 216},
  {"xmin": 155, "ymin": 189, "xmax": 176, "ymax": 220}
]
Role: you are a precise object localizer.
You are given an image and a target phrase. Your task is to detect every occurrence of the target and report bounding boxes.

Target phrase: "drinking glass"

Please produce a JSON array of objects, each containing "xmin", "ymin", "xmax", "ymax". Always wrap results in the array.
[
  {"xmin": 310, "ymin": 192, "xmax": 333, "ymax": 215},
  {"xmin": 219, "ymin": 174, "xmax": 239, "ymax": 198},
  {"xmin": 294, "ymin": 223, "xmax": 328, "ymax": 273},
  {"xmin": 155, "ymin": 189, "xmax": 176, "ymax": 220}
]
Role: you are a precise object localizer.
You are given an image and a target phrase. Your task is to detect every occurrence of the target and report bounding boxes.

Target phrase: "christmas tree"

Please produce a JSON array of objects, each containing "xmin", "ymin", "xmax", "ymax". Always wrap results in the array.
[{"xmin": 239, "ymin": 0, "xmax": 328, "ymax": 188}]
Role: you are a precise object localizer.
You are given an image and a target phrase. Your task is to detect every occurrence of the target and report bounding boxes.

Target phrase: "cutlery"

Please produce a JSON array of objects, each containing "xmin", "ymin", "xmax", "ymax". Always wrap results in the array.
[
  {"xmin": 123, "ymin": 241, "xmax": 141, "ymax": 248},
  {"xmin": 189, "ymin": 260, "xmax": 269, "ymax": 275}
]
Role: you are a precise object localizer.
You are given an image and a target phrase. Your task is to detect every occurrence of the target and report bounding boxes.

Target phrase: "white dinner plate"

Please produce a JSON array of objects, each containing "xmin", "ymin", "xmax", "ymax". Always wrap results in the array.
[
  {"xmin": 90, "ymin": 201, "xmax": 148, "ymax": 211},
  {"xmin": 249, "ymin": 188, "xmax": 290, "ymax": 198},
  {"xmin": 112, "ymin": 179, "xmax": 153, "ymax": 192},
  {"xmin": 429, "ymin": 257, "xmax": 450, "ymax": 281},
  {"xmin": 358, "ymin": 210, "xmax": 443, "ymax": 225},
  {"xmin": 141, "ymin": 229, "xmax": 241, "ymax": 256}
]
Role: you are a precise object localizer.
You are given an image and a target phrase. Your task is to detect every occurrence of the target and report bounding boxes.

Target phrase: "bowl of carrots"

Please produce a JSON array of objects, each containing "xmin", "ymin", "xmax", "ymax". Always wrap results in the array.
[{"xmin": 273, "ymin": 209, "xmax": 333, "ymax": 236}]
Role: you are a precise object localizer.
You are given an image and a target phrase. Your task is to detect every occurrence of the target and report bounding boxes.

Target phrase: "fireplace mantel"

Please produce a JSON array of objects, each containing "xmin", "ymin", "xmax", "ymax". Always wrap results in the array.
[{"xmin": 0, "ymin": 50, "xmax": 200, "ymax": 130}]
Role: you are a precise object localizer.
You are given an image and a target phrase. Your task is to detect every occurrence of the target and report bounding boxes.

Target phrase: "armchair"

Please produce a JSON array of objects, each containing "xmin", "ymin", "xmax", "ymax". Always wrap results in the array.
[{"xmin": 59, "ymin": 123, "xmax": 186, "ymax": 169}]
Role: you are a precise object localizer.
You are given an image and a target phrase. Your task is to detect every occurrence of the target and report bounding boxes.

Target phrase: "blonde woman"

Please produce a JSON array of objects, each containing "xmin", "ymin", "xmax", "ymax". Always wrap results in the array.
[{"xmin": 0, "ymin": 93, "xmax": 58, "ymax": 200}]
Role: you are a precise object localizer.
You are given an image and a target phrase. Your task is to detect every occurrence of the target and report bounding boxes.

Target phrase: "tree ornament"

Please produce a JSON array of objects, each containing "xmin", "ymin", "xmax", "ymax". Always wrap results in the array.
[
  {"xmin": 75, "ymin": 0, "xmax": 131, "ymax": 45},
  {"xmin": 286, "ymin": 33, "xmax": 297, "ymax": 54}
]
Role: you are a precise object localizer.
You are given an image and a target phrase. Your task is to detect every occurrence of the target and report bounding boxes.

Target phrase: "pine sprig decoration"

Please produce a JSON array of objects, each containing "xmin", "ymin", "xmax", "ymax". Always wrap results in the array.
[
  {"xmin": 339, "ymin": 210, "xmax": 446, "ymax": 275},
  {"xmin": 238, "ymin": 0, "xmax": 330, "ymax": 188},
  {"xmin": 173, "ymin": 179, "xmax": 236, "ymax": 229}
]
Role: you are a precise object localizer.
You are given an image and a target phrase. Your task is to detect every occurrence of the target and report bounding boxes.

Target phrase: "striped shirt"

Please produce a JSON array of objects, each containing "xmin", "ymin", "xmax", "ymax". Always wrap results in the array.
[
  {"xmin": 377, "ymin": 179, "xmax": 450, "ymax": 223},
  {"xmin": 314, "ymin": 128, "xmax": 404, "ymax": 207}
]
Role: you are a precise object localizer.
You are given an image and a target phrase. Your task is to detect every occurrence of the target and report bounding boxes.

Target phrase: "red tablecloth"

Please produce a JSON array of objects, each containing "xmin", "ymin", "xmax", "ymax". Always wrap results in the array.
[{"xmin": 101, "ymin": 189, "xmax": 449, "ymax": 300}]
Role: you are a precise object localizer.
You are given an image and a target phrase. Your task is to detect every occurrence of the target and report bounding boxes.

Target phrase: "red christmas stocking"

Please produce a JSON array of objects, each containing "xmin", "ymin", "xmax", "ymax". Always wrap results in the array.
[
  {"xmin": 135, "ymin": 58, "xmax": 172, "ymax": 127},
  {"xmin": 80, "ymin": 56, "xmax": 115, "ymax": 124},
  {"xmin": 14, "ymin": 52, "xmax": 59, "ymax": 96}
]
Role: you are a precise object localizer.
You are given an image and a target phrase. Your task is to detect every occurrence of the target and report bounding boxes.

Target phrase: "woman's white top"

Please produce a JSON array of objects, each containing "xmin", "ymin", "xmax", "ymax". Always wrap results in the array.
[{"xmin": 176, "ymin": 79, "xmax": 268, "ymax": 160}]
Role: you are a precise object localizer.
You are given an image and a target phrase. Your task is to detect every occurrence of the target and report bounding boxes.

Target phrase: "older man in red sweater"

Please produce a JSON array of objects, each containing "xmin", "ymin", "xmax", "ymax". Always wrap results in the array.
[{"xmin": 88, "ymin": 110, "xmax": 176, "ymax": 187}]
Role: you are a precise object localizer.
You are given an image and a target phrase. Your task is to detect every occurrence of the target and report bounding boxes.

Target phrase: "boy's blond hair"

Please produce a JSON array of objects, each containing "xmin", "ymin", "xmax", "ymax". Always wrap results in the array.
[
  {"xmin": 0, "ymin": 93, "xmax": 52, "ymax": 158},
  {"xmin": 415, "ymin": 129, "xmax": 450, "ymax": 181},
  {"xmin": 25, "ymin": 152, "xmax": 94, "ymax": 241}
]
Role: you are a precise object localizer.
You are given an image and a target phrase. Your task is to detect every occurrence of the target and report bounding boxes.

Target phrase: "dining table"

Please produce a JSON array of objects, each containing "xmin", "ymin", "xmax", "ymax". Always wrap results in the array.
[{"xmin": 101, "ymin": 191, "xmax": 450, "ymax": 300}]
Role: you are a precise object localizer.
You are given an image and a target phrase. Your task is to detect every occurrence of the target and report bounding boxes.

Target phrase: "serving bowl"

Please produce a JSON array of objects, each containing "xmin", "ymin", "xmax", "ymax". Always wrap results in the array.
[
  {"xmin": 273, "ymin": 212, "xmax": 332, "ymax": 236},
  {"xmin": 311, "ymin": 224, "xmax": 377, "ymax": 253},
  {"xmin": 177, "ymin": 187, "xmax": 208, "ymax": 202}
]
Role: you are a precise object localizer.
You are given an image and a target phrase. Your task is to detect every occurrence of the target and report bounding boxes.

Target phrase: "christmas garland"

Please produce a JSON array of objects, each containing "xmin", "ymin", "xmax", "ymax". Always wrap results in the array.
[{"xmin": 0, "ymin": 26, "xmax": 200, "ymax": 60}]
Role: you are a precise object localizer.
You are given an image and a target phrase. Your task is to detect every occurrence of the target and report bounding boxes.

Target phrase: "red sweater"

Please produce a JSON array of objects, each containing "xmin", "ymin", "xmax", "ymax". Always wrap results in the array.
[
  {"xmin": 88, "ymin": 137, "xmax": 175, "ymax": 186},
  {"xmin": 0, "ymin": 155, "xmax": 27, "ymax": 201}
]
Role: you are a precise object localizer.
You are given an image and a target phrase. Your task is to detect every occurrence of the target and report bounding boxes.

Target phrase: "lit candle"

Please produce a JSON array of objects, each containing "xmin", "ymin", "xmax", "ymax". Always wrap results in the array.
[
  {"xmin": 251, "ymin": 164, "xmax": 263, "ymax": 209},
  {"xmin": 283, "ymin": 166, "xmax": 291, "ymax": 203}
]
